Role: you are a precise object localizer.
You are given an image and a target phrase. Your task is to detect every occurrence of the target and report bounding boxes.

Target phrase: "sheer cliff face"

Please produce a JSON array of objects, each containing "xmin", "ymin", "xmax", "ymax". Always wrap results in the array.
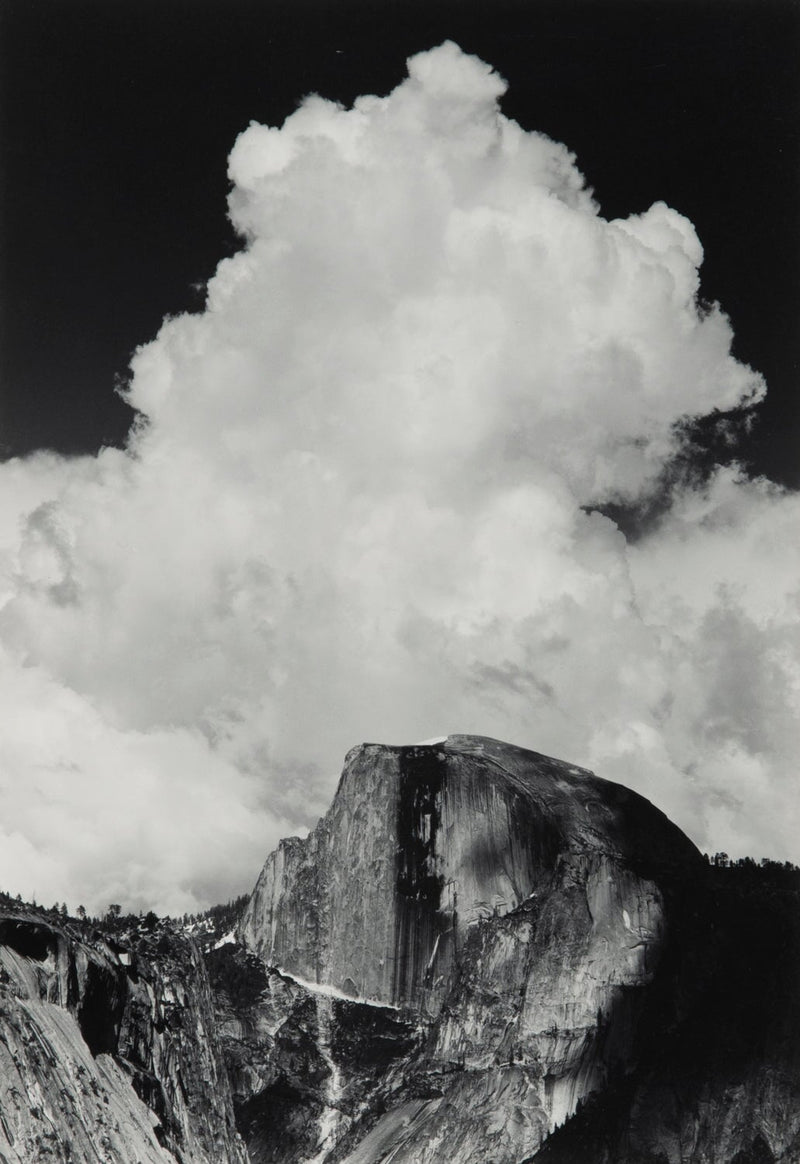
[
  {"xmin": 0, "ymin": 913, "xmax": 246, "ymax": 1164},
  {"xmin": 238, "ymin": 735, "xmax": 702, "ymax": 1160},
  {"xmin": 239, "ymin": 735, "xmax": 697, "ymax": 1013}
]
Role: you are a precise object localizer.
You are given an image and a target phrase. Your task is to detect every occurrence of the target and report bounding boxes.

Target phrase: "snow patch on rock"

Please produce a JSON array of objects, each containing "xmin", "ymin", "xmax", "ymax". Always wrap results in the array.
[{"xmin": 274, "ymin": 966, "xmax": 400, "ymax": 1010}]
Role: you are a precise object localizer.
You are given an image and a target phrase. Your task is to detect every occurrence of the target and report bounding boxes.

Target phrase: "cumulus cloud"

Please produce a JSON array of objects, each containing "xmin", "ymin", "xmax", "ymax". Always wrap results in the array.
[{"xmin": 0, "ymin": 43, "xmax": 796, "ymax": 913}]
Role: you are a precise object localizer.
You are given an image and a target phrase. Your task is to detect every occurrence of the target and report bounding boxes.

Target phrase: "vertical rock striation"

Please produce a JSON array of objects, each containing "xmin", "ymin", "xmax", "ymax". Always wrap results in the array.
[
  {"xmin": 0, "ymin": 912, "xmax": 246, "ymax": 1164},
  {"xmin": 238, "ymin": 734, "xmax": 703, "ymax": 1161}
]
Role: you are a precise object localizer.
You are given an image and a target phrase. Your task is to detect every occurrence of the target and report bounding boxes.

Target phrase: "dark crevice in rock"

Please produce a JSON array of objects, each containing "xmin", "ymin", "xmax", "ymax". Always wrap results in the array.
[
  {"xmin": 393, "ymin": 746, "xmax": 448, "ymax": 1007},
  {"xmin": 238, "ymin": 1080, "xmax": 324, "ymax": 1164},
  {"xmin": 76, "ymin": 960, "xmax": 126, "ymax": 1057},
  {"xmin": 0, "ymin": 918, "xmax": 59, "ymax": 962},
  {"xmin": 730, "ymin": 1135, "xmax": 776, "ymax": 1164},
  {"xmin": 330, "ymin": 999, "xmax": 419, "ymax": 1070},
  {"xmin": 127, "ymin": 1064, "xmax": 170, "ymax": 1127}
]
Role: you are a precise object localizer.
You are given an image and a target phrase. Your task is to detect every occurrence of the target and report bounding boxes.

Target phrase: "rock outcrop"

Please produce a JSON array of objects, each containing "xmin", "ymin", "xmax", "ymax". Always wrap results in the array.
[
  {"xmin": 524, "ymin": 854, "xmax": 800, "ymax": 1164},
  {"xmin": 0, "ymin": 911, "xmax": 246, "ymax": 1163},
  {"xmin": 208, "ymin": 943, "xmax": 420, "ymax": 1164},
  {"xmin": 237, "ymin": 735, "xmax": 706, "ymax": 1162},
  {"xmin": 239, "ymin": 736, "xmax": 697, "ymax": 1007}
]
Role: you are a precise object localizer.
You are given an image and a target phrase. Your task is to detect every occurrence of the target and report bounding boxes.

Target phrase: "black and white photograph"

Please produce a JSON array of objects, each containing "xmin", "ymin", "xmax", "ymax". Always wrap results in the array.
[{"xmin": 0, "ymin": 0, "xmax": 798, "ymax": 1160}]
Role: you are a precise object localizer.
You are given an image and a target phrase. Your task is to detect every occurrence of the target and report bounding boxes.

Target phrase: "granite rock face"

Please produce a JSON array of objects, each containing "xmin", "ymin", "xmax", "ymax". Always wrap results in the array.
[
  {"xmin": 2, "ymin": 735, "xmax": 797, "ymax": 1163},
  {"xmin": 0, "ymin": 912, "xmax": 246, "ymax": 1164},
  {"xmin": 523, "ymin": 854, "xmax": 800, "ymax": 1164},
  {"xmin": 207, "ymin": 943, "xmax": 420, "ymax": 1164},
  {"xmin": 237, "ymin": 735, "xmax": 704, "ymax": 1162},
  {"xmin": 239, "ymin": 736, "xmax": 696, "ymax": 1009}
]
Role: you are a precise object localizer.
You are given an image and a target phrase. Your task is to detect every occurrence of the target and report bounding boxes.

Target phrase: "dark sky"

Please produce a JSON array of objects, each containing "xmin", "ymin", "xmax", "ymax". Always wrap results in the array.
[{"xmin": 1, "ymin": 0, "xmax": 798, "ymax": 484}]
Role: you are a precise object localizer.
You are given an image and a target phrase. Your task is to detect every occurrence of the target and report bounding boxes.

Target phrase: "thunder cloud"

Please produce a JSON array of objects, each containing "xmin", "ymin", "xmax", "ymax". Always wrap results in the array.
[{"xmin": 0, "ymin": 44, "xmax": 797, "ymax": 914}]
